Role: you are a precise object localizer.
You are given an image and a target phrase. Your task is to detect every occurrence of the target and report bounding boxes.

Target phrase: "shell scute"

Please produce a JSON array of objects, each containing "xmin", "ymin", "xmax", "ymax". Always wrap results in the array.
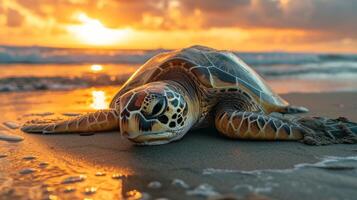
[
  {"xmin": 190, "ymin": 67, "xmax": 213, "ymax": 88},
  {"xmin": 110, "ymin": 45, "xmax": 287, "ymax": 108},
  {"xmin": 201, "ymin": 50, "xmax": 286, "ymax": 106},
  {"xmin": 205, "ymin": 52, "xmax": 266, "ymax": 93},
  {"xmin": 208, "ymin": 67, "xmax": 237, "ymax": 88},
  {"xmin": 179, "ymin": 48, "xmax": 212, "ymax": 67},
  {"xmin": 169, "ymin": 58, "xmax": 184, "ymax": 67},
  {"xmin": 204, "ymin": 52, "xmax": 241, "ymax": 74}
]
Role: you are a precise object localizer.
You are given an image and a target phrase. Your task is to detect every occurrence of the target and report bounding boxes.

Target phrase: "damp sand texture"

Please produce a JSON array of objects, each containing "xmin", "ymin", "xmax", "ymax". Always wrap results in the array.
[{"xmin": 1, "ymin": 89, "xmax": 357, "ymax": 200}]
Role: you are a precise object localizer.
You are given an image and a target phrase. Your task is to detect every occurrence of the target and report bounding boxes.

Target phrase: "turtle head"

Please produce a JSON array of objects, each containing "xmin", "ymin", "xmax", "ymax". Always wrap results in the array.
[{"xmin": 118, "ymin": 82, "xmax": 194, "ymax": 145}]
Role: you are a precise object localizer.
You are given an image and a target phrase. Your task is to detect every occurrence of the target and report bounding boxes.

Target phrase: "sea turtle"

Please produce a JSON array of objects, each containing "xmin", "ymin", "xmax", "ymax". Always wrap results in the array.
[{"xmin": 22, "ymin": 46, "xmax": 357, "ymax": 145}]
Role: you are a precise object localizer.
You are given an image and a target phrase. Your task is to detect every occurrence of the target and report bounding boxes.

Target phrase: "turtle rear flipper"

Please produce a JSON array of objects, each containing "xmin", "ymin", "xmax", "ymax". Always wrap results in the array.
[
  {"xmin": 214, "ymin": 105, "xmax": 357, "ymax": 145},
  {"xmin": 21, "ymin": 109, "xmax": 119, "ymax": 134},
  {"xmin": 215, "ymin": 110, "xmax": 305, "ymax": 141},
  {"xmin": 299, "ymin": 116, "xmax": 357, "ymax": 145}
]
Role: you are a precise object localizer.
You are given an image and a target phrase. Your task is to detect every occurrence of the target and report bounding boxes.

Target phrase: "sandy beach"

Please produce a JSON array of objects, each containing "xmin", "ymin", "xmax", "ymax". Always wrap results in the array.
[{"xmin": 1, "ymin": 87, "xmax": 357, "ymax": 200}]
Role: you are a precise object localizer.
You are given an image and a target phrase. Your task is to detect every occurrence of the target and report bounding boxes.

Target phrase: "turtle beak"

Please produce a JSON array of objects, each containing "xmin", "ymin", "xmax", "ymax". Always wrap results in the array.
[
  {"xmin": 120, "ymin": 111, "xmax": 173, "ymax": 144},
  {"xmin": 119, "ymin": 108, "xmax": 183, "ymax": 145},
  {"xmin": 119, "ymin": 111, "xmax": 140, "ymax": 139},
  {"xmin": 119, "ymin": 111, "xmax": 161, "ymax": 141}
]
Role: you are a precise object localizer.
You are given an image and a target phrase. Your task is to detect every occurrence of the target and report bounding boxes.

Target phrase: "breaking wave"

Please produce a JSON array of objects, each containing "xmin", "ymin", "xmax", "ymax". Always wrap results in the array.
[
  {"xmin": 1, "ymin": 45, "xmax": 357, "ymax": 65},
  {"xmin": 1, "ymin": 45, "xmax": 357, "ymax": 92}
]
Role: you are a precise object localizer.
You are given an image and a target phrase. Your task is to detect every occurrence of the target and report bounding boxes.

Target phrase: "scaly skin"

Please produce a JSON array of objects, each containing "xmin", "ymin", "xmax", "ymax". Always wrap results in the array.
[
  {"xmin": 21, "ymin": 110, "xmax": 119, "ymax": 134},
  {"xmin": 215, "ymin": 110, "xmax": 305, "ymax": 140},
  {"xmin": 214, "ymin": 107, "xmax": 357, "ymax": 144}
]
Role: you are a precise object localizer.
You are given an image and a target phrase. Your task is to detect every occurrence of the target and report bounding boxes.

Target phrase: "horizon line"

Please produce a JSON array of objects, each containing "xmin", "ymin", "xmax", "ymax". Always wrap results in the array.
[{"xmin": 1, "ymin": 44, "xmax": 357, "ymax": 55}]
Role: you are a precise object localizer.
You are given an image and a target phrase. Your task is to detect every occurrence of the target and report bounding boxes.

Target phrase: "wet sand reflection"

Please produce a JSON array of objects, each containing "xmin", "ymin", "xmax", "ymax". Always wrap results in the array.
[{"xmin": 90, "ymin": 90, "xmax": 108, "ymax": 110}]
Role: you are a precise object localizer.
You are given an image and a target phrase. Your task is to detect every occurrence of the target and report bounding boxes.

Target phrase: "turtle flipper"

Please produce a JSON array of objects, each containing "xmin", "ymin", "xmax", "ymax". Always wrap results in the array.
[
  {"xmin": 21, "ymin": 109, "xmax": 119, "ymax": 134},
  {"xmin": 215, "ymin": 111, "xmax": 305, "ymax": 140},
  {"xmin": 298, "ymin": 116, "xmax": 357, "ymax": 145},
  {"xmin": 215, "ymin": 108, "xmax": 357, "ymax": 145}
]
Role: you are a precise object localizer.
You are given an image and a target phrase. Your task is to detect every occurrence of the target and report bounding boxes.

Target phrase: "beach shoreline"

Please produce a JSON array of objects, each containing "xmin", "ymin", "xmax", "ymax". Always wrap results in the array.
[{"xmin": 1, "ymin": 89, "xmax": 357, "ymax": 199}]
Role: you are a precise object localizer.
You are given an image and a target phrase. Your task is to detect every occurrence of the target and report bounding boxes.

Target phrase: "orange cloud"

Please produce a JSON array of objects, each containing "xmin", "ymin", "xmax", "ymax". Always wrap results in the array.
[
  {"xmin": 6, "ymin": 8, "xmax": 24, "ymax": 27},
  {"xmin": 0, "ymin": 0, "xmax": 356, "ymax": 52}
]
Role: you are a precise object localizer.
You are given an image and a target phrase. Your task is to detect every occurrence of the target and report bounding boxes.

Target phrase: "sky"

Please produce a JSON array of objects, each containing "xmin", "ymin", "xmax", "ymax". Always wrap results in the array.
[{"xmin": 0, "ymin": 0, "xmax": 357, "ymax": 52}]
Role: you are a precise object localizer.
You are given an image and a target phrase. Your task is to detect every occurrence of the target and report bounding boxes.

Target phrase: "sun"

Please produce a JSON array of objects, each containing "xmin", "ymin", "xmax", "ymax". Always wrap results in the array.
[
  {"xmin": 90, "ymin": 64, "xmax": 103, "ymax": 72},
  {"xmin": 67, "ymin": 13, "xmax": 131, "ymax": 46}
]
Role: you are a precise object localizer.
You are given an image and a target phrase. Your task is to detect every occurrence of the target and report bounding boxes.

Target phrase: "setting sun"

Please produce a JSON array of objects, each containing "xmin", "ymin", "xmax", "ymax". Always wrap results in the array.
[
  {"xmin": 67, "ymin": 13, "xmax": 131, "ymax": 46},
  {"xmin": 90, "ymin": 64, "xmax": 103, "ymax": 72}
]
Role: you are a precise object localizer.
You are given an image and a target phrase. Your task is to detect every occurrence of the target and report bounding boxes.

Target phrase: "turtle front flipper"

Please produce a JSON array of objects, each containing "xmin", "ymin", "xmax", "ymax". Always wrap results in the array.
[
  {"xmin": 215, "ymin": 110, "xmax": 305, "ymax": 141},
  {"xmin": 215, "ymin": 108, "xmax": 357, "ymax": 145},
  {"xmin": 21, "ymin": 109, "xmax": 119, "ymax": 134}
]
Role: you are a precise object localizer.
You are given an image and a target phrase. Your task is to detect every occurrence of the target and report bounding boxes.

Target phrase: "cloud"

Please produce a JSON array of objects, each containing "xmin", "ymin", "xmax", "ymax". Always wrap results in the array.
[
  {"xmin": 6, "ymin": 8, "xmax": 24, "ymax": 27},
  {"xmin": 1, "ymin": 0, "xmax": 356, "ymax": 51},
  {"xmin": 0, "ymin": 4, "xmax": 3, "ymax": 14},
  {"xmin": 180, "ymin": 0, "xmax": 250, "ymax": 12},
  {"xmin": 285, "ymin": 0, "xmax": 357, "ymax": 33},
  {"xmin": 170, "ymin": 0, "xmax": 357, "ymax": 39},
  {"xmin": 10, "ymin": 0, "xmax": 357, "ymax": 34}
]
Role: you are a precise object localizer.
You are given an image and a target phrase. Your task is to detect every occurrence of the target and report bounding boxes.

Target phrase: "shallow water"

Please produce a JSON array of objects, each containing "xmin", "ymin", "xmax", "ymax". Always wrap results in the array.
[
  {"xmin": 2, "ymin": 63, "xmax": 357, "ymax": 94},
  {"xmin": 1, "ymin": 52, "xmax": 357, "ymax": 93}
]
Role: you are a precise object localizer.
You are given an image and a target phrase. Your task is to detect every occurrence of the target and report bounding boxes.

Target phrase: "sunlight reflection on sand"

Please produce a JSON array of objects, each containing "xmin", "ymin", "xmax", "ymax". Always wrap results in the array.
[
  {"xmin": 90, "ymin": 90, "xmax": 108, "ymax": 110},
  {"xmin": 0, "ymin": 137, "xmax": 130, "ymax": 200}
]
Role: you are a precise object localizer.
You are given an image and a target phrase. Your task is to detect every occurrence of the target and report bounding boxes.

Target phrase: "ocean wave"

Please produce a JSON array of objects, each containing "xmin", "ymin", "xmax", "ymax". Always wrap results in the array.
[
  {"xmin": 0, "ymin": 46, "xmax": 162, "ymax": 64},
  {"xmin": 0, "ymin": 74, "xmax": 130, "ymax": 92},
  {"xmin": 1, "ymin": 45, "xmax": 357, "ymax": 65},
  {"xmin": 203, "ymin": 156, "xmax": 357, "ymax": 175},
  {"xmin": 257, "ymin": 64, "xmax": 357, "ymax": 78},
  {"xmin": 202, "ymin": 156, "xmax": 357, "ymax": 199},
  {"xmin": 1, "ymin": 46, "xmax": 357, "ymax": 93},
  {"xmin": 237, "ymin": 52, "xmax": 320, "ymax": 65}
]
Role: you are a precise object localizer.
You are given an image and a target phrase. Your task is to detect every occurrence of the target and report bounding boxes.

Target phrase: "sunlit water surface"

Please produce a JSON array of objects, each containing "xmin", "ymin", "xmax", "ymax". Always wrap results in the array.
[{"xmin": 1, "ymin": 62, "xmax": 357, "ymax": 93}]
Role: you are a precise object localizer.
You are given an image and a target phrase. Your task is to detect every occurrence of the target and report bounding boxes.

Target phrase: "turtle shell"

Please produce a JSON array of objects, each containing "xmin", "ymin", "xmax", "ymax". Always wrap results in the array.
[{"xmin": 110, "ymin": 45, "xmax": 287, "ymax": 108}]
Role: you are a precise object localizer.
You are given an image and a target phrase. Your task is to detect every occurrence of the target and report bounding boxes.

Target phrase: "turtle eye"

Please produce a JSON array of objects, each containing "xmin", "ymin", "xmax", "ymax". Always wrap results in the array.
[
  {"xmin": 142, "ymin": 96, "xmax": 167, "ymax": 118},
  {"xmin": 151, "ymin": 97, "xmax": 166, "ymax": 117}
]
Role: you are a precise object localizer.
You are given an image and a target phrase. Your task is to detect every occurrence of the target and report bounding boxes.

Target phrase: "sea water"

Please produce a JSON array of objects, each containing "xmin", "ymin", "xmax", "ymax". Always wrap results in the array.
[{"xmin": 1, "ymin": 46, "xmax": 357, "ymax": 93}]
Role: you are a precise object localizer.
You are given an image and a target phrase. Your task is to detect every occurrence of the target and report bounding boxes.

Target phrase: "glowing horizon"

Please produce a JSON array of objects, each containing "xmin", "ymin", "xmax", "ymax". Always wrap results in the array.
[{"xmin": 0, "ymin": 0, "xmax": 356, "ymax": 53}]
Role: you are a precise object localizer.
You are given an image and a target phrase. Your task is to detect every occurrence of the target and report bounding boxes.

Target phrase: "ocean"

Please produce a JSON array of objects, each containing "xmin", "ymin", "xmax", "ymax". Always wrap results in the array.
[{"xmin": 1, "ymin": 45, "xmax": 357, "ymax": 93}]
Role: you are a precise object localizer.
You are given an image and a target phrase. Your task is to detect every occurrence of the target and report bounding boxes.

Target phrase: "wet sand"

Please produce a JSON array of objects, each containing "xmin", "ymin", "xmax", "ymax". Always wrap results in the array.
[{"xmin": 1, "ymin": 87, "xmax": 357, "ymax": 200}]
